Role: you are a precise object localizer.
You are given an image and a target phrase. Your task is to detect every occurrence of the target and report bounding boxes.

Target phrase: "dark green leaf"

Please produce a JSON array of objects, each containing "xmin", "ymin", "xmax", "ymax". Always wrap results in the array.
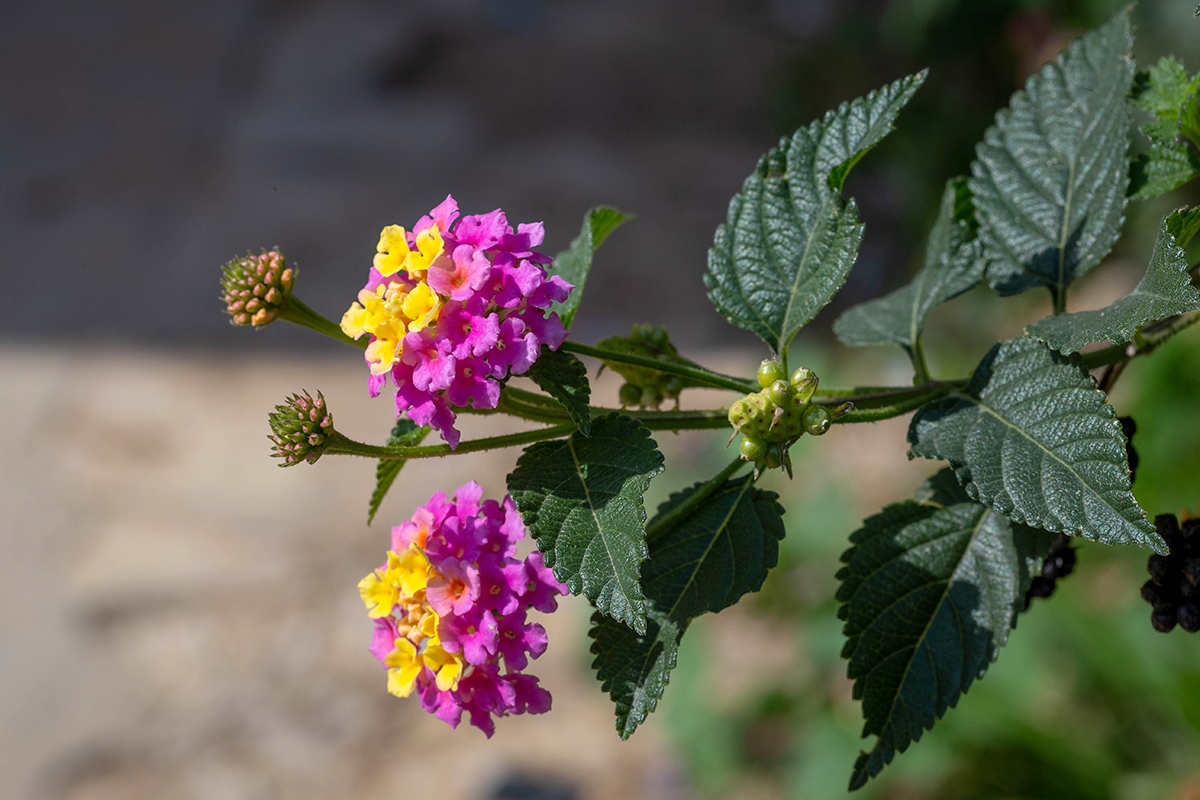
[
  {"xmin": 908, "ymin": 335, "xmax": 1162, "ymax": 551},
  {"xmin": 367, "ymin": 417, "xmax": 430, "ymax": 524},
  {"xmin": 1130, "ymin": 57, "xmax": 1200, "ymax": 201},
  {"xmin": 970, "ymin": 10, "xmax": 1135, "ymax": 299},
  {"xmin": 551, "ymin": 207, "xmax": 634, "ymax": 328},
  {"xmin": 526, "ymin": 345, "xmax": 592, "ymax": 435},
  {"xmin": 507, "ymin": 413, "xmax": 664, "ymax": 633},
  {"xmin": 834, "ymin": 177, "xmax": 985, "ymax": 355},
  {"xmin": 590, "ymin": 474, "xmax": 785, "ymax": 737},
  {"xmin": 838, "ymin": 469, "xmax": 1056, "ymax": 789},
  {"xmin": 705, "ymin": 71, "xmax": 927, "ymax": 356},
  {"xmin": 1028, "ymin": 210, "xmax": 1200, "ymax": 353}
]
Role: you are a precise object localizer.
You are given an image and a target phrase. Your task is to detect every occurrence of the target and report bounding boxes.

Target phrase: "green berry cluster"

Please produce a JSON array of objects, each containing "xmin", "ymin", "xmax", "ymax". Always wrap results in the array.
[
  {"xmin": 727, "ymin": 360, "xmax": 849, "ymax": 472},
  {"xmin": 599, "ymin": 324, "xmax": 689, "ymax": 409}
]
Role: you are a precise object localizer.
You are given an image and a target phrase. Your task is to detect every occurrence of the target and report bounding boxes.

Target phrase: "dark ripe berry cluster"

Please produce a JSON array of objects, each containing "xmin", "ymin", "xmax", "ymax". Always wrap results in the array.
[
  {"xmin": 1141, "ymin": 514, "xmax": 1200, "ymax": 633},
  {"xmin": 1023, "ymin": 533, "xmax": 1077, "ymax": 609}
]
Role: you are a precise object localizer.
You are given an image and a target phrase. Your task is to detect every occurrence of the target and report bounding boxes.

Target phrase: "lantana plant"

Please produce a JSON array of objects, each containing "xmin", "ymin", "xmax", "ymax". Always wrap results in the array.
[{"xmin": 222, "ymin": 7, "xmax": 1200, "ymax": 789}]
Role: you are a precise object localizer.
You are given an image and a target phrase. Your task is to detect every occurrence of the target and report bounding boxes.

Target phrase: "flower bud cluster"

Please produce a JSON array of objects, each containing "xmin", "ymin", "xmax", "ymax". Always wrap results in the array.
[
  {"xmin": 728, "ymin": 361, "xmax": 848, "ymax": 470},
  {"xmin": 221, "ymin": 250, "xmax": 294, "ymax": 327},
  {"xmin": 268, "ymin": 391, "xmax": 333, "ymax": 466},
  {"xmin": 358, "ymin": 482, "xmax": 568, "ymax": 736},
  {"xmin": 600, "ymin": 324, "xmax": 686, "ymax": 409},
  {"xmin": 341, "ymin": 197, "xmax": 573, "ymax": 449},
  {"xmin": 1142, "ymin": 514, "xmax": 1200, "ymax": 633}
]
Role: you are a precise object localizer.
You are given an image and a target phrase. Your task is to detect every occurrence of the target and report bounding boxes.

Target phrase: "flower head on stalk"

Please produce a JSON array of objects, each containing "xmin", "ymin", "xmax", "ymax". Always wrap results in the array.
[
  {"xmin": 221, "ymin": 250, "xmax": 295, "ymax": 328},
  {"xmin": 339, "ymin": 196, "xmax": 573, "ymax": 448},
  {"xmin": 357, "ymin": 481, "xmax": 567, "ymax": 736},
  {"xmin": 267, "ymin": 391, "xmax": 333, "ymax": 466}
]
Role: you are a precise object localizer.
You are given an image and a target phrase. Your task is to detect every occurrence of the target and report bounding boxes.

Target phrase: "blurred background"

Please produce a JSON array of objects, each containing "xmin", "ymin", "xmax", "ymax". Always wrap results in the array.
[{"xmin": 5, "ymin": 0, "xmax": 1200, "ymax": 798}]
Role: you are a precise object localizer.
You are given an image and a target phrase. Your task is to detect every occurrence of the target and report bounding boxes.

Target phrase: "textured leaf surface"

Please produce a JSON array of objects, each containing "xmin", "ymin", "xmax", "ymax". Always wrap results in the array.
[
  {"xmin": 1130, "ymin": 57, "xmax": 1200, "ymax": 201},
  {"xmin": 551, "ymin": 207, "xmax": 634, "ymax": 328},
  {"xmin": 837, "ymin": 469, "xmax": 1056, "ymax": 789},
  {"xmin": 507, "ymin": 414, "xmax": 664, "ymax": 633},
  {"xmin": 705, "ymin": 71, "xmax": 926, "ymax": 355},
  {"xmin": 908, "ymin": 335, "xmax": 1161, "ymax": 551},
  {"xmin": 1028, "ymin": 210, "xmax": 1200, "ymax": 353},
  {"xmin": 526, "ymin": 345, "xmax": 592, "ymax": 435},
  {"xmin": 970, "ymin": 10, "xmax": 1134, "ymax": 299},
  {"xmin": 834, "ymin": 177, "xmax": 985, "ymax": 354},
  {"xmin": 590, "ymin": 475, "xmax": 785, "ymax": 737},
  {"xmin": 367, "ymin": 417, "xmax": 430, "ymax": 524}
]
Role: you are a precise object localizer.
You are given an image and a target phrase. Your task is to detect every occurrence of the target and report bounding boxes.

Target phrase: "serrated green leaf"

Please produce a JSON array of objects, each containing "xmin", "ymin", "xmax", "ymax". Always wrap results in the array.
[
  {"xmin": 367, "ymin": 417, "xmax": 431, "ymax": 524},
  {"xmin": 705, "ymin": 71, "xmax": 927, "ymax": 356},
  {"xmin": 1168, "ymin": 204, "xmax": 1200, "ymax": 247},
  {"xmin": 970, "ymin": 10, "xmax": 1135, "ymax": 300},
  {"xmin": 590, "ymin": 474, "xmax": 785, "ymax": 737},
  {"xmin": 1133, "ymin": 57, "xmax": 1200, "ymax": 118},
  {"xmin": 551, "ymin": 206, "xmax": 634, "ymax": 328},
  {"xmin": 837, "ymin": 469, "xmax": 1056, "ymax": 790},
  {"xmin": 908, "ymin": 335, "xmax": 1162, "ymax": 551},
  {"xmin": 526, "ymin": 345, "xmax": 592, "ymax": 435},
  {"xmin": 1130, "ymin": 58, "xmax": 1200, "ymax": 201},
  {"xmin": 1027, "ymin": 210, "xmax": 1200, "ymax": 353},
  {"xmin": 833, "ymin": 177, "xmax": 985, "ymax": 355},
  {"xmin": 507, "ymin": 413, "xmax": 664, "ymax": 633}
]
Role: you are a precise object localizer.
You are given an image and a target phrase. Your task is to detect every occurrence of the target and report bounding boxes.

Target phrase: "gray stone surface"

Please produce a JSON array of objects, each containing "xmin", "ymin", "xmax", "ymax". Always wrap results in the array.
[{"xmin": 0, "ymin": 0, "xmax": 845, "ymax": 351}]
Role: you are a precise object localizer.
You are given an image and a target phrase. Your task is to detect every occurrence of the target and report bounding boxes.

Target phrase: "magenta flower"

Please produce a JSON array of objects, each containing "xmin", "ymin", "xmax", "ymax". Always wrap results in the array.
[
  {"xmin": 345, "ymin": 196, "xmax": 574, "ymax": 449},
  {"xmin": 359, "ymin": 482, "xmax": 566, "ymax": 736}
]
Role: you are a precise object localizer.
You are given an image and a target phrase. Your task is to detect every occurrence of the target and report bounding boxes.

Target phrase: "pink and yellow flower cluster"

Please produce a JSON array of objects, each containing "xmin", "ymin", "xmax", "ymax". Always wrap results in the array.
[
  {"xmin": 341, "ymin": 196, "xmax": 572, "ymax": 448},
  {"xmin": 358, "ymin": 482, "xmax": 567, "ymax": 736}
]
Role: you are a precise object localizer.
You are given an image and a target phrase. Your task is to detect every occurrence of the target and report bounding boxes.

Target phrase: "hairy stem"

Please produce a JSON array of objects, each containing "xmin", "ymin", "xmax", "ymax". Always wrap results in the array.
[
  {"xmin": 323, "ymin": 424, "xmax": 577, "ymax": 460},
  {"xmin": 281, "ymin": 297, "xmax": 365, "ymax": 349},
  {"xmin": 909, "ymin": 340, "xmax": 932, "ymax": 385},
  {"xmin": 561, "ymin": 341, "xmax": 758, "ymax": 393},
  {"xmin": 646, "ymin": 457, "xmax": 748, "ymax": 543},
  {"xmin": 1081, "ymin": 310, "xmax": 1200, "ymax": 371}
]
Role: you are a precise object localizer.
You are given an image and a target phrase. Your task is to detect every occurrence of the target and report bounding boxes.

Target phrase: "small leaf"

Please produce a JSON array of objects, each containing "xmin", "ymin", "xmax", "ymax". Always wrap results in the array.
[
  {"xmin": 1130, "ymin": 57, "xmax": 1200, "ymax": 201},
  {"xmin": 908, "ymin": 335, "xmax": 1162, "ymax": 552},
  {"xmin": 551, "ymin": 207, "xmax": 634, "ymax": 328},
  {"xmin": 1028, "ymin": 210, "xmax": 1200, "ymax": 353},
  {"xmin": 834, "ymin": 177, "xmax": 985, "ymax": 355},
  {"xmin": 706, "ymin": 71, "xmax": 927, "ymax": 356},
  {"xmin": 507, "ymin": 413, "xmax": 664, "ymax": 633},
  {"xmin": 590, "ymin": 474, "xmax": 785, "ymax": 737},
  {"xmin": 367, "ymin": 417, "xmax": 430, "ymax": 524},
  {"xmin": 838, "ymin": 469, "xmax": 1056, "ymax": 789},
  {"xmin": 526, "ymin": 346, "xmax": 592, "ymax": 435},
  {"xmin": 970, "ymin": 9, "xmax": 1135, "ymax": 299}
]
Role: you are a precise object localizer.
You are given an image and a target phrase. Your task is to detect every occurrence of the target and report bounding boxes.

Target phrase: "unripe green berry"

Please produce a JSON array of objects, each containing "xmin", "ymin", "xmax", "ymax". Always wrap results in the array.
[
  {"xmin": 665, "ymin": 377, "xmax": 683, "ymax": 398},
  {"xmin": 758, "ymin": 359, "xmax": 787, "ymax": 388},
  {"xmin": 790, "ymin": 367, "xmax": 814, "ymax": 387},
  {"xmin": 802, "ymin": 405, "xmax": 832, "ymax": 436},
  {"xmin": 739, "ymin": 437, "xmax": 769, "ymax": 462},
  {"xmin": 763, "ymin": 447, "xmax": 782, "ymax": 469},
  {"xmin": 647, "ymin": 326, "xmax": 669, "ymax": 349},
  {"xmin": 768, "ymin": 379, "xmax": 792, "ymax": 407},
  {"xmin": 619, "ymin": 382, "xmax": 642, "ymax": 407},
  {"xmin": 640, "ymin": 386, "xmax": 662, "ymax": 408}
]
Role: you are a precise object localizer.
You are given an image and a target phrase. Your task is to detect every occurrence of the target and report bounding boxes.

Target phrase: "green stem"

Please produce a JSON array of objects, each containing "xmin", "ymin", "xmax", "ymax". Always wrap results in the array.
[
  {"xmin": 910, "ymin": 340, "xmax": 932, "ymax": 385},
  {"xmin": 1051, "ymin": 286, "xmax": 1067, "ymax": 316},
  {"xmin": 646, "ymin": 458, "xmax": 748, "ymax": 543},
  {"xmin": 561, "ymin": 341, "xmax": 758, "ymax": 393},
  {"xmin": 280, "ymin": 296, "xmax": 366, "ymax": 349},
  {"xmin": 1080, "ymin": 310, "xmax": 1200, "ymax": 371},
  {"xmin": 323, "ymin": 424, "xmax": 577, "ymax": 460}
]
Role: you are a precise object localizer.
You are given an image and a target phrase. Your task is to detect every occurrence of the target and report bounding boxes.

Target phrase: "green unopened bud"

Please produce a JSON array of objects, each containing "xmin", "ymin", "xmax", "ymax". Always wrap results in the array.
[
  {"xmin": 619, "ymin": 382, "xmax": 642, "ymax": 407},
  {"xmin": 802, "ymin": 404, "xmax": 832, "ymax": 436},
  {"xmin": 758, "ymin": 359, "xmax": 786, "ymax": 388},
  {"xmin": 647, "ymin": 326, "xmax": 669, "ymax": 349},
  {"xmin": 739, "ymin": 436, "xmax": 769, "ymax": 462},
  {"xmin": 767, "ymin": 379, "xmax": 793, "ymax": 407},
  {"xmin": 221, "ymin": 249, "xmax": 295, "ymax": 328},
  {"xmin": 268, "ymin": 390, "xmax": 334, "ymax": 466}
]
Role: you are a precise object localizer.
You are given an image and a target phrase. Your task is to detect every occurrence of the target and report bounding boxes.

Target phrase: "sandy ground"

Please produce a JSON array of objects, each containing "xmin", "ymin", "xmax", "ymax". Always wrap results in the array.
[{"xmin": 0, "ymin": 344, "xmax": 926, "ymax": 800}]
